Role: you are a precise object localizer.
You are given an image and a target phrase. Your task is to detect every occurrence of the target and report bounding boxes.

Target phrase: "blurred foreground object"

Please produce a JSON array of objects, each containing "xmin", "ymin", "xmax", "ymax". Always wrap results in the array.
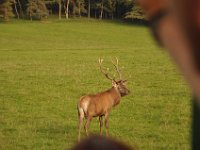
[
  {"xmin": 71, "ymin": 135, "xmax": 135, "ymax": 150},
  {"xmin": 138, "ymin": 0, "xmax": 200, "ymax": 150}
]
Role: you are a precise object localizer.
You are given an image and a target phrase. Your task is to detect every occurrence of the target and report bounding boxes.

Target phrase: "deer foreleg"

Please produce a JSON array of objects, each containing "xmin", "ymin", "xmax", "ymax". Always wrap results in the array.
[
  {"xmin": 99, "ymin": 116, "xmax": 103, "ymax": 136},
  {"xmin": 84, "ymin": 116, "xmax": 92, "ymax": 136},
  {"xmin": 105, "ymin": 113, "xmax": 109, "ymax": 137}
]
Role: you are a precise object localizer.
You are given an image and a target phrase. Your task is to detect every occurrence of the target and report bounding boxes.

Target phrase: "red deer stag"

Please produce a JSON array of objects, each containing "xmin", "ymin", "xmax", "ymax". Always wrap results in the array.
[{"xmin": 77, "ymin": 58, "xmax": 130, "ymax": 142}]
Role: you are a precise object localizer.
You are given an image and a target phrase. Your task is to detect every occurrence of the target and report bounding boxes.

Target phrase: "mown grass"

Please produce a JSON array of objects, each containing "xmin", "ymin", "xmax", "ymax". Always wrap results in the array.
[{"xmin": 0, "ymin": 19, "xmax": 191, "ymax": 150}]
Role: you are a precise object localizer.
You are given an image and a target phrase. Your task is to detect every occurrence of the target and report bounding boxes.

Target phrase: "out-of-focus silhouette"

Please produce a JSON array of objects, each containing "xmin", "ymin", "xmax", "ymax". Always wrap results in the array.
[
  {"xmin": 138, "ymin": 0, "xmax": 200, "ymax": 150},
  {"xmin": 71, "ymin": 135, "xmax": 135, "ymax": 150}
]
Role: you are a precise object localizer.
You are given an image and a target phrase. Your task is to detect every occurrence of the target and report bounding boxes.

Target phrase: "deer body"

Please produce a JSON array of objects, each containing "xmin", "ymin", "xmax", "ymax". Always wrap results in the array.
[
  {"xmin": 78, "ymin": 86, "xmax": 121, "ymax": 118},
  {"xmin": 77, "ymin": 58, "xmax": 130, "ymax": 142}
]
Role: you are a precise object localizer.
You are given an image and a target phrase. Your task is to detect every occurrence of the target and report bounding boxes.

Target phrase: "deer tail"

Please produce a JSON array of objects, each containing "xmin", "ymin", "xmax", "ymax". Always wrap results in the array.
[
  {"xmin": 77, "ymin": 101, "xmax": 84, "ymax": 142},
  {"xmin": 77, "ymin": 102, "xmax": 84, "ymax": 119}
]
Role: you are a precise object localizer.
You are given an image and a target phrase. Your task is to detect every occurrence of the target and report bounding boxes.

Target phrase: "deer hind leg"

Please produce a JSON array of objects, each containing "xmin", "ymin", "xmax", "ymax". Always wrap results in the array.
[
  {"xmin": 105, "ymin": 113, "xmax": 109, "ymax": 137},
  {"xmin": 99, "ymin": 116, "xmax": 103, "ymax": 136},
  {"xmin": 77, "ymin": 107, "xmax": 84, "ymax": 142},
  {"xmin": 84, "ymin": 116, "xmax": 92, "ymax": 136}
]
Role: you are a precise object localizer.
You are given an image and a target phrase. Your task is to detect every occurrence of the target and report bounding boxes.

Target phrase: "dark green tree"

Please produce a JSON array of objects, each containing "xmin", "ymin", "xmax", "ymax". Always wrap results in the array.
[
  {"xmin": 0, "ymin": 0, "xmax": 14, "ymax": 21},
  {"xmin": 13, "ymin": 0, "xmax": 20, "ymax": 19},
  {"xmin": 104, "ymin": 0, "xmax": 116, "ymax": 19},
  {"xmin": 63, "ymin": 0, "xmax": 69, "ymax": 19},
  {"xmin": 115, "ymin": 0, "xmax": 133, "ymax": 19},
  {"xmin": 76, "ymin": 0, "xmax": 86, "ymax": 17},
  {"xmin": 17, "ymin": 0, "xmax": 24, "ymax": 17},
  {"xmin": 27, "ymin": 0, "xmax": 48, "ymax": 20},
  {"xmin": 94, "ymin": 0, "xmax": 104, "ymax": 19},
  {"xmin": 87, "ymin": 0, "xmax": 90, "ymax": 18},
  {"xmin": 56, "ymin": 0, "xmax": 62, "ymax": 19},
  {"xmin": 0, "ymin": 0, "xmax": 145, "ymax": 20},
  {"xmin": 124, "ymin": 4, "xmax": 146, "ymax": 21}
]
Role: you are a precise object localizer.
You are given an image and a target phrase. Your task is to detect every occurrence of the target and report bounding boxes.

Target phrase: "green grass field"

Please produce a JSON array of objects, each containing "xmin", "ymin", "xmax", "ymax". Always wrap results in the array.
[{"xmin": 0, "ymin": 19, "xmax": 191, "ymax": 150}]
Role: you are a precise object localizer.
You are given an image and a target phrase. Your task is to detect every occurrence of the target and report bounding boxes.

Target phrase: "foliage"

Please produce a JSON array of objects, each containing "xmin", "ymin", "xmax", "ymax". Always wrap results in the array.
[
  {"xmin": 0, "ymin": 0, "xmax": 146, "ymax": 21},
  {"xmin": 0, "ymin": 19, "xmax": 190, "ymax": 150},
  {"xmin": 26, "ymin": 0, "xmax": 48, "ymax": 20},
  {"xmin": 115, "ymin": 0, "xmax": 133, "ymax": 19},
  {"xmin": 102, "ymin": 0, "xmax": 116, "ymax": 18},
  {"xmin": 0, "ymin": 0, "xmax": 14, "ymax": 21},
  {"xmin": 77, "ymin": 0, "xmax": 87, "ymax": 15},
  {"xmin": 125, "ymin": 4, "xmax": 146, "ymax": 20}
]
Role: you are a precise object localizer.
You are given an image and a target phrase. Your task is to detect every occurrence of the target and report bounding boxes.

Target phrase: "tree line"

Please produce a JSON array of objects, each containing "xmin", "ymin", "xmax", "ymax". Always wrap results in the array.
[{"xmin": 0, "ymin": 0, "xmax": 145, "ymax": 21}]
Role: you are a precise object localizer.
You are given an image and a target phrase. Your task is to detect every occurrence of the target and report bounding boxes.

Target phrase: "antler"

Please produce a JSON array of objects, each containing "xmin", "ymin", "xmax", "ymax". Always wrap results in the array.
[
  {"xmin": 99, "ymin": 58, "xmax": 114, "ymax": 81},
  {"xmin": 111, "ymin": 57, "xmax": 122, "ymax": 80}
]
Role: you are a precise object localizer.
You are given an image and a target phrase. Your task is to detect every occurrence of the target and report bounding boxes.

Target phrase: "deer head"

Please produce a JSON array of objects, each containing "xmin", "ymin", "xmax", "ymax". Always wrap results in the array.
[{"xmin": 98, "ymin": 58, "xmax": 130, "ymax": 97}]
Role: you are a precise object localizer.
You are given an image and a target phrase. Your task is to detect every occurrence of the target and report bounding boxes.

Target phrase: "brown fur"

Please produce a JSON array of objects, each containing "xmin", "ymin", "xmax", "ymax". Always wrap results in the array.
[{"xmin": 77, "ymin": 80, "xmax": 129, "ymax": 142}]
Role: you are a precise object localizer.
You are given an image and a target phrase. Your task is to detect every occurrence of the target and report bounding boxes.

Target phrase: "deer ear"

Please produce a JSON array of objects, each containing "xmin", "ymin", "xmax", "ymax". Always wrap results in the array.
[{"xmin": 123, "ymin": 80, "xmax": 127, "ymax": 83}]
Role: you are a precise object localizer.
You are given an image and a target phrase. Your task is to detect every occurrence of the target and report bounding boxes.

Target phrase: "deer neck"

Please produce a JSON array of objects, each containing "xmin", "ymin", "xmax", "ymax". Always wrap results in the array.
[{"xmin": 110, "ymin": 86, "xmax": 121, "ymax": 106}]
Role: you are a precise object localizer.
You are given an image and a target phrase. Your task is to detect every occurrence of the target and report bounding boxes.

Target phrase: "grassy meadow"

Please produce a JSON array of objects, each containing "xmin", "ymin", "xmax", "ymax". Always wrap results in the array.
[{"xmin": 0, "ymin": 19, "xmax": 191, "ymax": 150}]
